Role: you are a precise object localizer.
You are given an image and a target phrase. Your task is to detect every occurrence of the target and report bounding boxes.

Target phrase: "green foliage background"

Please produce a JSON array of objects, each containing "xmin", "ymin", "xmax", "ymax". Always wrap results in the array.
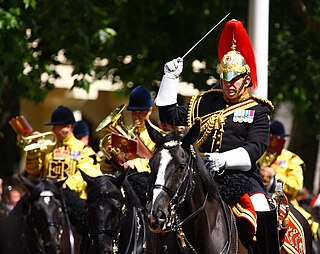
[{"xmin": 0, "ymin": 0, "xmax": 319, "ymax": 190}]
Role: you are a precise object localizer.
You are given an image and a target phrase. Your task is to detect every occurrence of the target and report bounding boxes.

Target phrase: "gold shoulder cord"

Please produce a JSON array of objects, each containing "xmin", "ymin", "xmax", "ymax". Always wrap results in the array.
[
  {"xmin": 188, "ymin": 90, "xmax": 226, "ymax": 152},
  {"xmin": 188, "ymin": 90, "xmax": 259, "ymax": 152}
]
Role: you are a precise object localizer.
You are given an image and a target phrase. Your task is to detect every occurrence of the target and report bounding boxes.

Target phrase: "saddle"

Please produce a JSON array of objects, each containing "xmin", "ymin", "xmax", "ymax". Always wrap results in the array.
[{"xmin": 232, "ymin": 193, "xmax": 307, "ymax": 254}]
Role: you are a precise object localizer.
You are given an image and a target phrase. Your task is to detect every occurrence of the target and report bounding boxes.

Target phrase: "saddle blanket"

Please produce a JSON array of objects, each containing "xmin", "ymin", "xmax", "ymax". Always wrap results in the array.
[
  {"xmin": 231, "ymin": 194, "xmax": 306, "ymax": 254},
  {"xmin": 281, "ymin": 205, "xmax": 306, "ymax": 254}
]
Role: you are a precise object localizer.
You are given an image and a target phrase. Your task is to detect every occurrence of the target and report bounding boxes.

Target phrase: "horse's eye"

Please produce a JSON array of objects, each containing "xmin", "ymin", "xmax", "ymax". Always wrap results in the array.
[{"xmin": 177, "ymin": 164, "xmax": 185, "ymax": 172}]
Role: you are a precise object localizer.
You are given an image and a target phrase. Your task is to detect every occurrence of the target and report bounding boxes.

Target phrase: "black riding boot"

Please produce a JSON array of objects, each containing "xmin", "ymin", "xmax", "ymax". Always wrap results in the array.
[{"xmin": 255, "ymin": 207, "xmax": 281, "ymax": 254}]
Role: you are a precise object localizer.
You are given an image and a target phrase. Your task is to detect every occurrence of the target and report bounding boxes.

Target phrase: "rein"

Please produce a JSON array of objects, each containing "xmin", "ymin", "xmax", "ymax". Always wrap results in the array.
[
  {"xmin": 154, "ymin": 144, "xmax": 236, "ymax": 254},
  {"xmin": 60, "ymin": 190, "xmax": 76, "ymax": 254},
  {"xmin": 89, "ymin": 186, "xmax": 147, "ymax": 254},
  {"xmin": 23, "ymin": 190, "xmax": 65, "ymax": 254}
]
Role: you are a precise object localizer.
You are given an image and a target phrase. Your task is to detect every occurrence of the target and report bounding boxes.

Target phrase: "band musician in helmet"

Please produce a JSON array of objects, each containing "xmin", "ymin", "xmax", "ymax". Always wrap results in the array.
[
  {"xmin": 100, "ymin": 85, "xmax": 165, "ymax": 206},
  {"xmin": 155, "ymin": 19, "xmax": 281, "ymax": 254}
]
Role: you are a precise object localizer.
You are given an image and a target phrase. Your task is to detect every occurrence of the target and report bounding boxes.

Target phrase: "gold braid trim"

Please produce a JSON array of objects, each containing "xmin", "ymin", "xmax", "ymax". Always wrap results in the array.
[
  {"xmin": 251, "ymin": 95, "xmax": 274, "ymax": 111},
  {"xmin": 188, "ymin": 91, "xmax": 259, "ymax": 151},
  {"xmin": 187, "ymin": 89, "xmax": 223, "ymax": 128}
]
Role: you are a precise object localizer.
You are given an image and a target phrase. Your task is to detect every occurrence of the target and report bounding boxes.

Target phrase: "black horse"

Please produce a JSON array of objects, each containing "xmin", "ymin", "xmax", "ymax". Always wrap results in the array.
[
  {"xmin": 146, "ymin": 120, "xmax": 249, "ymax": 254},
  {"xmin": 4, "ymin": 175, "xmax": 81, "ymax": 254},
  {"xmin": 81, "ymin": 170, "xmax": 148, "ymax": 254},
  {"xmin": 146, "ymin": 120, "xmax": 314, "ymax": 254}
]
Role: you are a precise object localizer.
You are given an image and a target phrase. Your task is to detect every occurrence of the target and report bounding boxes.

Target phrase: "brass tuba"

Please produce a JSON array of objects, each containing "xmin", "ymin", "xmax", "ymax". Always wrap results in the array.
[
  {"xmin": 9, "ymin": 115, "xmax": 57, "ymax": 153},
  {"xmin": 96, "ymin": 104, "xmax": 152, "ymax": 160}
]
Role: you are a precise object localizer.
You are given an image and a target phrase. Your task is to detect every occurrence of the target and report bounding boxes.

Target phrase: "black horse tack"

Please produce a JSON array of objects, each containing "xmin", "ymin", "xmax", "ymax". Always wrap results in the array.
[
  {"xmin": 145, "ymin": 120, "xmax": 248, "ymax": 254},
  {"xmin": 81, "ymin": 170, "xmax": 148, "ymax": 254},
  {"xmin": 4, "ymin": 175, "xmax": 80, "ymax": 254}
]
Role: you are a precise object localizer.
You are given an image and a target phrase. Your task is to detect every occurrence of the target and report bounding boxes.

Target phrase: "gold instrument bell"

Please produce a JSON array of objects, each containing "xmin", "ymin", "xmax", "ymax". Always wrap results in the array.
[
  {"xmin": 9, "ymin": 115, "xmax": 57, "ymax": 153},
  {"xmin": 96, "ymin": 104, "xmax": 153, "ymax": 160}
]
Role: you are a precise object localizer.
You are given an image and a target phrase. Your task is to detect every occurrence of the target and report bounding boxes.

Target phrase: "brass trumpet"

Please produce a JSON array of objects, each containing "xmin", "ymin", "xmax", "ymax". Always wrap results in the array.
[
  {"xmin": 96, "ymin": 104, "xmax": 152, "ymax": 160},
  {"xmin": 19, "ymin": 132, "xmax": 57, "ymax": 153},
  {"xmin": 9, "ymin": 115, "xmax": 57, "ymax": 153}
]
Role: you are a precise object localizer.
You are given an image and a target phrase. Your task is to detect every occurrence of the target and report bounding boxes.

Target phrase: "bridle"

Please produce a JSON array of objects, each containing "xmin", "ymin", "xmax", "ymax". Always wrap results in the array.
[
  {"xmin": 88, "ymin": 193, "xmax": 125, "ymax": 254},
  {"xmin": 88, "ymin": 185, "xmax": 147, "ymax": 254},
  {"xmin": 24, "ymin": 190, "xmax": 64, "ymax": 254},
  {"xmin": 151, "ymin": 141, "xmax": 236, "ymax": 254}
]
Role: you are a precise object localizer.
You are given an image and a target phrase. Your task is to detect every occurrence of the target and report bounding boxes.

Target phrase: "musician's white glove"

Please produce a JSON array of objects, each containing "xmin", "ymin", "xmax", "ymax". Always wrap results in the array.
[
  {"xmin": 164, "ymin": 57, "xmax": 183, "ymax": 79},
  {"xmin": 204, "ymin": 147, "xmax": 251, "ymax": 173}
]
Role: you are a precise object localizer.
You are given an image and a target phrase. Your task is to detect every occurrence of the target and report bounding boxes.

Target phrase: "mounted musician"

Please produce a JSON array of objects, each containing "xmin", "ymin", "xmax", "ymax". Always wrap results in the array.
[
  {"xmin": 155, "ymin": 19, "xmax": 283, "ymax": 253},
  {"xmin": 97, "ymin": 86, "xmax": 165, "ymax": 206},
  {"xmin": 17, "ymin": 105, "xmax": 102, "ymax": 200}
]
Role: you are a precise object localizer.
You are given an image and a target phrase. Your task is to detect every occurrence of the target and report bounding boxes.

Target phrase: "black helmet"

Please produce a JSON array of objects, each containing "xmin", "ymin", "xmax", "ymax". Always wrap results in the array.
[
  {"xmin": 126, "ymin": 86, "xmax": 152, "ymax": 111},
  {"xmin": 44, "ymin": 105, "xmax": 76, "ymax": 125},
  {"xmin": 73, "ymin": 120, "xmax": 90, "ymax": 139},
  {"xmin": 270, "ymin": 120, "xmax": 289, "ymax": 137}
]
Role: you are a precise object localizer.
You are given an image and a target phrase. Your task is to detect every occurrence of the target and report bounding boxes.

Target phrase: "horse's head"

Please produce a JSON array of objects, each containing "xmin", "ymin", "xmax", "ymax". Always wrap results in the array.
[
  {"xmin": 19, "ymin": 174, "xmax": 65, "ymax": 254},
  {"xmin": 146, "ymin": 120, "xmax": 201, "ymax": 233},
  {"xmin": 81, "ymin": 169, "xmax": 126, "ymax": 254}
]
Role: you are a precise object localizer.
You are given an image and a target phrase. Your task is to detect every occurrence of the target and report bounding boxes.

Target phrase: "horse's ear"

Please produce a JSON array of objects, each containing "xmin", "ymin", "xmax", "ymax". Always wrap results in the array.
[
  {"xmin": 55, "ymin": 178, "xmax": 67, "ymax": 189},
  {"xmin": 18, "ymin": 173, "xmax": 35, "ymax": 191},
  {"xmin": 80, "ymin": 169, "xmax": 96, "ymax": 187},
  {"xmin": 112, "ymin": 168, "xmax": 126, "ymax": 188},
  {"xmin": 182, "ymin": 119, "xmax": 200, "ymax": 146},
  {"xmin": 145, "ymin": 120, "xmax": 162, "ymax": 145}
]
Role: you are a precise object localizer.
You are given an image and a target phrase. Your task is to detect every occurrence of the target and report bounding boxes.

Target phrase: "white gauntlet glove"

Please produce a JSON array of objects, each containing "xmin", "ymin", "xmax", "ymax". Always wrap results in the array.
[
  {"xmin": 164, "ymin": 57, "xmax": 183, "ymax": 79},
  {"xmin": 204, "ymin": 147, "xmax": 251, "ymax": 174},
  {"xmin": 203, "ymin": 153, "xmax": 226, "ymax": 175},
  {"xmin": 155, "ymin": 57, "xmax": 183, "ymax": 106}
]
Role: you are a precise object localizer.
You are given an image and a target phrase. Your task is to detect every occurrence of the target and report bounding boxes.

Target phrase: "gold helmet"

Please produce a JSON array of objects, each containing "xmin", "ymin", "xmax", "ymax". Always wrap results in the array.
[{"xmin": 217, "ymin": 19, "xmax": 257, "ymax": 89}]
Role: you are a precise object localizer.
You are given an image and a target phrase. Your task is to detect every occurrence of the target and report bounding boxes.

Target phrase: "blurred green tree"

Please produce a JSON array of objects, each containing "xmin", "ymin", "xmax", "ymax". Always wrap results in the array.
[{"xmin": 0, "ymin": 0, "xmax": 319, "ymax": 189}]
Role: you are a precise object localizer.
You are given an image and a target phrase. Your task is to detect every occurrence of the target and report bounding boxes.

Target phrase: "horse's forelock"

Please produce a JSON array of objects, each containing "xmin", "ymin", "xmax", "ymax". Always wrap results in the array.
[
  {"xmin": 86, "ymin": 175, "xmax": 119, "ymax": 204},
  {"xmin": 156, "ymin": 131, "xmax": 180, "ymax": 147},
  {"xmin": 29, "ymin": 180, "xmax": 62, "ymax": 201}
]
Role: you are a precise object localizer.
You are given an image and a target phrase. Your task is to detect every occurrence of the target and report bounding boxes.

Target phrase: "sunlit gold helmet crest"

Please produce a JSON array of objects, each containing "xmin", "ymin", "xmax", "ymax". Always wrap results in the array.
[
  {"xmin": 218, "ymin": 42, "xmax": 250, "ymax": 82},
  {"xmin": 217, "ymin": 19, "xmax": 257, "ymax": 89}
]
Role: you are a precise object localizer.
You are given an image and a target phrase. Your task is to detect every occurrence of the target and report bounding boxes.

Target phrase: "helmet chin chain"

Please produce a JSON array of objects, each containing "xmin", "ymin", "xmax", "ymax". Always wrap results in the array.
[{"xmin": 222, "ymin": 74, "xmax": 249, "ymax": 100}]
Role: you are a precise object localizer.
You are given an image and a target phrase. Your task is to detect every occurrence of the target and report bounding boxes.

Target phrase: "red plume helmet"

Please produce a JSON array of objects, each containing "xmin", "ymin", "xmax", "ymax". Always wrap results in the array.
[{"xmin": 218, "ymin": 19, "xmax": 257, "ymax": 89}]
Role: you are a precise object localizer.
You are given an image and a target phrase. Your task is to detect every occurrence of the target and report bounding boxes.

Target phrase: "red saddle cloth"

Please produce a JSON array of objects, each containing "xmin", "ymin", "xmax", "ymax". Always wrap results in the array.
[
  {"xmin": 280, "ymin": 205, "xmax": 306, "ymax": 254},
  {"xmin": 231, "ymin": 194, "xmax": 306, "ymax": 254}
]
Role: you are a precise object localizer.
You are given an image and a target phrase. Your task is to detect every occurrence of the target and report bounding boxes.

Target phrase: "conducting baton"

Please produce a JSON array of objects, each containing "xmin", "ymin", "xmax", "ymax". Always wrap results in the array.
[{"xmin": 181, "ymin": 13, "xmax": 230, "ymax": 59}]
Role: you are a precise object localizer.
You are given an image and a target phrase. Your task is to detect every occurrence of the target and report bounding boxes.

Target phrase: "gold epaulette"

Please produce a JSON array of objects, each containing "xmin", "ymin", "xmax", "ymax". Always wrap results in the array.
[{"xmin": 251, "ymin": 95, "xmax": 274, "ymax": 111}]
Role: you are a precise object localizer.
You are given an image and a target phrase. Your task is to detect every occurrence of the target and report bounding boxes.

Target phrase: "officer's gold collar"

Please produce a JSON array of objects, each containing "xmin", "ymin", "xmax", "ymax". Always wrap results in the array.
[{"xmin": 224, "ymin": 89, "xmax": 251, "ymax": 105}]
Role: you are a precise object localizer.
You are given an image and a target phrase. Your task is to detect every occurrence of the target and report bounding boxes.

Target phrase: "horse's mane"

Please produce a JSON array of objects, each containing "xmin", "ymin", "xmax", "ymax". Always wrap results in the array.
[
  {"xmin": 122, "ymin": 178, "xmax": 144, "ymax": 209},
  {"xmin": 86, "ymin": 173, "xmax": 144, "ymax": 210},
  {"xmin": 86, "ymin": 175, "xmax": 116, "ymax": 205},
  {"xmin": 193, "ymin": 150, "xmax": 220, "ymax": 200}
]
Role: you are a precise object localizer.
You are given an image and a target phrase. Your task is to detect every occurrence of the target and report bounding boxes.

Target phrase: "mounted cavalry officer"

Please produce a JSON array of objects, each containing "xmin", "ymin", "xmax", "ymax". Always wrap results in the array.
[{"xmin": 155, "ymin": 19, "xmax": 280, "ymax": 254}]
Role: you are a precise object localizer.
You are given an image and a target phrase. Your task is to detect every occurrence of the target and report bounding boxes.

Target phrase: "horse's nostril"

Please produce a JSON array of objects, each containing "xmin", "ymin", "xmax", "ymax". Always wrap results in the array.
[{"xmin": 157, "ymin": 210, "xmax": 166, "ymax": 221}]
